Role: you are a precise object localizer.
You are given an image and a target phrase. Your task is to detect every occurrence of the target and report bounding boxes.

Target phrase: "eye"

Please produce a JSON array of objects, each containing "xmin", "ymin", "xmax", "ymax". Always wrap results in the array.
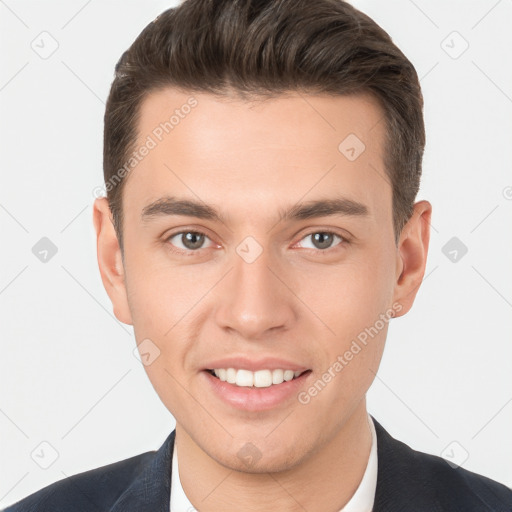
[
  {"xmin": 296, "ymin": 231, "xmax": 345, "ymax": 251},
  {"xmin": 167, "ymin": 231, "xmax": 214, "ymax": 252}
]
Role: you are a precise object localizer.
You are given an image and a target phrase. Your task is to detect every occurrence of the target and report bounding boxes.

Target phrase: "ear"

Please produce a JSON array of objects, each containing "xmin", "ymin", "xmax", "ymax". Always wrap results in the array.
[
  {"xmin": 92, "ymin": 197, "xmax": 133, "ymax": 325},
  {"xmin": 392, "ymin": 200, "xmax": 432, "ymax": 317}
]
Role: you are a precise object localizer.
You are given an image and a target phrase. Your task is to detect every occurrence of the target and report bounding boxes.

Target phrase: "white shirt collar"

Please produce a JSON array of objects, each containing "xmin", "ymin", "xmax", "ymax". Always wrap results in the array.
[
  {"xmin": 170, "ymin": 414, "xmax": 378, "ymax": 512},
  {"xmin": 341, "ymin": 413, "xmax": 378, "ymax": 512}
]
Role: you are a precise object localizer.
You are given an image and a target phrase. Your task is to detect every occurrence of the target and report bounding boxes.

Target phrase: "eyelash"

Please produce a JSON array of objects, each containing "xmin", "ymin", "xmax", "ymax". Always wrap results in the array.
[{"xmin": 164, "ymin": 229, "xmax": 348, "ymax": 255}]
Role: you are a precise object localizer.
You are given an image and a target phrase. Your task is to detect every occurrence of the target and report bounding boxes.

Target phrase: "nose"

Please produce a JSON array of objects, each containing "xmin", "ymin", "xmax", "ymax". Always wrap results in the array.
[{"xmin": 214, "ymin": 245, "xmax": 297, "ymax": 340}]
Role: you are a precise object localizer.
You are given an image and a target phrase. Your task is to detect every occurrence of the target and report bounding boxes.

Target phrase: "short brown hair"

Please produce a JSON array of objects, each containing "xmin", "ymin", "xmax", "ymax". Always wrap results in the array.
[{"xmin": 103, "ymin": 0, "xmax": 425, "ymax": 250}]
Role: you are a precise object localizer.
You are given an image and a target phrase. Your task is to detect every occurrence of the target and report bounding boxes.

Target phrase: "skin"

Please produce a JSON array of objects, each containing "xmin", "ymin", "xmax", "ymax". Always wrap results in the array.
[{"xmin": 93, "ymin": 88, "xmax": 431, "ymax": 511}]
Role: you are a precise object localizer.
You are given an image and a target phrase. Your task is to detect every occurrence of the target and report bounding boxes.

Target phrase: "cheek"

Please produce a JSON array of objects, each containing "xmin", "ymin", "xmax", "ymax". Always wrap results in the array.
[
  {"xmin": 124, "ymin": 260, "xmax": 198, "ymax": 415},
  {"xmin": 294, "ymin": 254, "xmax": 393, "ymax": 396},
  {"xmin": 299, "ymin": 255, "xmax": 393, "ymax": 336},
  {"xmin": 123, "ymin": 252, "xmax": 211, "ymax": 383},
  {"xmin": 123, "ymin": 248, "xmax": 202, "ymax": 335}
]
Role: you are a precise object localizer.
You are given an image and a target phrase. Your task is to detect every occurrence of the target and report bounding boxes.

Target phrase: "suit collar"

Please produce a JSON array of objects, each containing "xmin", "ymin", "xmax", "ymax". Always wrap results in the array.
[
  {"xmin": 110, "ymin": 430, "xmax": 175, "ymax": 512},
  {"xmin": 371, "ymin": 415, "xmax": 431, "ymax": 512}
]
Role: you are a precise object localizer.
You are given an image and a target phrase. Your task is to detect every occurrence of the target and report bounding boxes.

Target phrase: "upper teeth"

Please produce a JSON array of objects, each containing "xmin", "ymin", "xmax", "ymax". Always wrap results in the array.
[{"xmin": 212, "ymin": 368, "xmax": 303, "ymax": 387}]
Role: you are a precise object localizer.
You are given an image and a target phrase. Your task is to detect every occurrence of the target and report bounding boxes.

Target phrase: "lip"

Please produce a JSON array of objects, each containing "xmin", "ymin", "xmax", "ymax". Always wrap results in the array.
[
  {"xmin": 203, "ymin": 356, "xmax": 309, "ymax": 373},
  {"xmin": 202, "ymin": 368, "xmax": 312, "ymax": 412}
]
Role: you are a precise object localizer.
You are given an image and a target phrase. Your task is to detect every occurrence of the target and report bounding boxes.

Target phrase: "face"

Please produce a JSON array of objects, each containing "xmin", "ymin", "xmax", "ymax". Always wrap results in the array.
[{"xmin": 94, "ymin": 88, "xmax": 431, "ymax": 473}]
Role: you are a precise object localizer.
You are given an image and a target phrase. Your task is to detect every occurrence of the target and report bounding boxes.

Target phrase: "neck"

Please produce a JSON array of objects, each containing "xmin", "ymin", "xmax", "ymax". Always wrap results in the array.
[{"xmin": 175, "ymin": 400, "xmax": 373, "ymax": 512}]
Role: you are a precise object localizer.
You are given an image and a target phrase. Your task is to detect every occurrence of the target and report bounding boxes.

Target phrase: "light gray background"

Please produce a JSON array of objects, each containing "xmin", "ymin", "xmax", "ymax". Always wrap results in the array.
[{"xmin": 1, "ymin": 0, "xmax": 511, "ymax": 507}]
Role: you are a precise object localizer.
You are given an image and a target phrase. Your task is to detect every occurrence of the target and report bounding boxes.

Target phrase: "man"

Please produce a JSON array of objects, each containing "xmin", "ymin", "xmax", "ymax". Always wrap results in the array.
[{"xmin": 5, "ymin": 0, "xmax": 511, "ymax": 510}]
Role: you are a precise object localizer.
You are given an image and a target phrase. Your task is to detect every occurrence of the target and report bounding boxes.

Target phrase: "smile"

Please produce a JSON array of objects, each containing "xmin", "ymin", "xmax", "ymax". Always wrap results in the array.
[{"xmin": 207, "ymin": 368, "xmax": 309, "ymax": 387}]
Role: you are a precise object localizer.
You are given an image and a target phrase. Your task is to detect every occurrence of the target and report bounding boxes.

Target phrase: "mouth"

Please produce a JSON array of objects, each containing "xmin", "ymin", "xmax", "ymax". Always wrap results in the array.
[{"xmin": 205, "ymin": 368, "xmax": 312, "ymax": 388}]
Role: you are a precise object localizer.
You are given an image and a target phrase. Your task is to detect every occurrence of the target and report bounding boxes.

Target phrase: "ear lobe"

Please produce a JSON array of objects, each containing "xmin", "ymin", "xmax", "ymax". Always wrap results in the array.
[
  {"xmin": 392, "ymin": 200, "xmax": 432, "ymax": 317},
  {"xmin": 93, "ymin": 197, "xmax": 133, "ymax": 325}
]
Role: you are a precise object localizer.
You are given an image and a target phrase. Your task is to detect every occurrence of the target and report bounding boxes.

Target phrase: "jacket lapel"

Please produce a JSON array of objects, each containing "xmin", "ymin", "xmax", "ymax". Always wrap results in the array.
[
  {"xmin": 371, "ymin": 416, "xmax": 439, "ymax": 512},
  {"xmin": 110, "ymin": 430, "xmax": 175, "ymax": 512}
]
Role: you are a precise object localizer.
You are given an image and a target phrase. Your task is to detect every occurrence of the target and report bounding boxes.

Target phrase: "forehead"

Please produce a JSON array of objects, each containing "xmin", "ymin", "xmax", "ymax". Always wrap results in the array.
[
  {"xmin": 123, "ymin": 88, "xmax": 390, "ymax": 228},
  {"xmin": 136, "ymin": 88, "xmax": 385, "ymax": 153}
]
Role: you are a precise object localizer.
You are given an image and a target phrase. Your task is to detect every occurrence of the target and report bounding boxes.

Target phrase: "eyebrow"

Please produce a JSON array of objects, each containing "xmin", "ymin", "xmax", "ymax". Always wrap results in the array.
[{"xmin": 140, "ymin": 196, "xmax": 369, "ymax": 224}]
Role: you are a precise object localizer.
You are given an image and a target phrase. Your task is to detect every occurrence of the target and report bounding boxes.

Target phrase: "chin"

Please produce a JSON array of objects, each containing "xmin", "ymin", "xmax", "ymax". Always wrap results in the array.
[{"xmin": 209, "ymin": 435, "xmax": 309, "ymax": 475}]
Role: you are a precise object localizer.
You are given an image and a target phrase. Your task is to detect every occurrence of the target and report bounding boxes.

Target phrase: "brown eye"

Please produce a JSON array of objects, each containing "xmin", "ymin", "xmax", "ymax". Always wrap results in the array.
[
  {"xmin": 168, "ymin": 231, "xmax": 211, "ymax": 251},
  {"xmin": 298, "ymin": 232, "xmax": 344, "ymax": 251}
]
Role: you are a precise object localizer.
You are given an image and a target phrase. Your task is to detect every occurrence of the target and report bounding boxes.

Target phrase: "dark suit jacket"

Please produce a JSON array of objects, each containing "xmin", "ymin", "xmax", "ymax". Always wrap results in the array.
[{"xmin": 4, "ymin": 416, "xmax": 512, "ymax": 511}]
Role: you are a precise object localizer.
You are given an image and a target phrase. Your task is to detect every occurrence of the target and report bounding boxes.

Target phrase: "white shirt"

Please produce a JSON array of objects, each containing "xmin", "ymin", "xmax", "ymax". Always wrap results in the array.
[{"xmin": 170, "ymin": 414, "xmax": 378, "ymax": 512}]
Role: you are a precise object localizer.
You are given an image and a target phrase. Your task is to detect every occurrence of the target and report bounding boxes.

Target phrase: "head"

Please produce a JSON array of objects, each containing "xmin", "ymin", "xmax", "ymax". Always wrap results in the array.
[{"xmin": 94, "ymin": 0, "xmax": 431, "ymax": 473}]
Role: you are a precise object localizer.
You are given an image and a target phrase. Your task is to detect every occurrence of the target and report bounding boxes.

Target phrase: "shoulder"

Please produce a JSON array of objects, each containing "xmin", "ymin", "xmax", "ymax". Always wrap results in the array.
[
  {"xmin": 372, "ymin": 416, "xmax": 512, "ymax": 511},
  {"xmin": 2, "ymin": 450, "xmax": 156, "ymax": 512}
]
